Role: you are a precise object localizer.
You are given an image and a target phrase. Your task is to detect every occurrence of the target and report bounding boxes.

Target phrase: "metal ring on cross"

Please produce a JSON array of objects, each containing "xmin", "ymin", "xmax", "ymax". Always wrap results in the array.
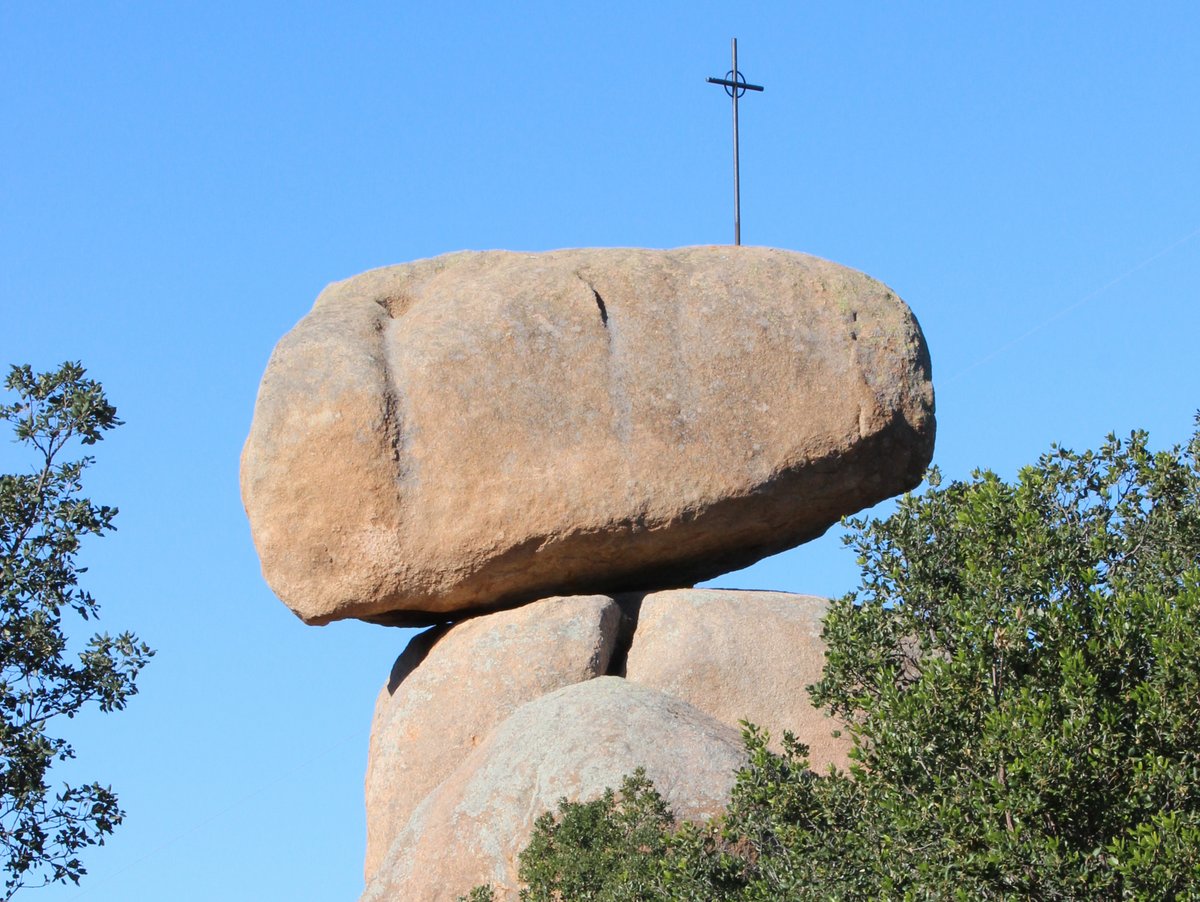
[{"xmin": 723, "ymin": 69, "xmax": 749, "ymax": 98}]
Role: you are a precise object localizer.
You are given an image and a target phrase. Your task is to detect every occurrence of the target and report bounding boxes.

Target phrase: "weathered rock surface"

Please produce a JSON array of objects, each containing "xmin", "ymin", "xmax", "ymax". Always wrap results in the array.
[
  {"xmin": 362, "ymin": 589, "xmax": 848, "ymax": 893},
  {"xmin": 624, "ymin": 588, "xmax": 849, "ymax": 770},
  {"xmin": 242, "ymin": 246, "xmax": 935, "ymax": 625},
  {"xmin": 363, "ymin": 595, "xmax": 621, "ymax": 880},
  {"xmin": 361, "ymin": 677, "xmax": 745, "ymax": 902}
]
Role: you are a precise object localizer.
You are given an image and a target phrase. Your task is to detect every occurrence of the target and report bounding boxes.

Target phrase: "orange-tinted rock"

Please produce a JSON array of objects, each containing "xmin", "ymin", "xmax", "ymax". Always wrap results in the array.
[
  {"xmin": 361, "ymin": 677, "xmax": 745, "ymax": 902},
  {"xmin": 624, "ymin": 588, "xmax": 849, "ymax": 770},
  {"xmin": 242, "ymin": 247, "xmax": 935, "ymax": 625},
  {"xmin": 362, "ymin": 595, "xmax": 621, "ymax": 880}
]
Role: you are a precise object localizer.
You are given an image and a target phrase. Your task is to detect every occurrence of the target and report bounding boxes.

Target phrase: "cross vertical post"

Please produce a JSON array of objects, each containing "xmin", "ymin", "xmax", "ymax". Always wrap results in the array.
[
  {"xmin": 732, "ymin": 38, "xmax": 742, "ymax": 246},
  {"xmin": 707, "ymin": 38, "xmax": 764, "ymax": 246}
]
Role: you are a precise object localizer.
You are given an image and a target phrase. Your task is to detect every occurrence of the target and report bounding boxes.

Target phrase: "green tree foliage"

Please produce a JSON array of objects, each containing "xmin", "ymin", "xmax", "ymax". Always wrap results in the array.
[
  {"xmin": 0, "ymin": 363, "xmax": 153, "ymax": 898},
  {"xmin": 458, "ymin": 771, "xmax": 674, "ymax": 902},
  {"xmin": 516, "ymin": 769, "xmax": 674, "ymax": 901},
  {"xmin": 472, "ymin": 422, "xmax": 1200, "ymax": 900}
]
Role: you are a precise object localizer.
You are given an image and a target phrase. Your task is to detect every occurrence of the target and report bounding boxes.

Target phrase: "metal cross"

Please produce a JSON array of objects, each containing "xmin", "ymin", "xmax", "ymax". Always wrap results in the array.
[{"xmin": 707, "ymin": 38, "xmax": 764, "ymax": 246}]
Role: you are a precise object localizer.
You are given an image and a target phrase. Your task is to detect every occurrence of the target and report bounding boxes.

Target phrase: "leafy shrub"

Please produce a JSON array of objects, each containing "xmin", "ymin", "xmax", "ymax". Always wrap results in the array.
[
  {"xmin": 0, "ymin": 363, "xmax": 153, "ymax": 897},
  {"xmin": 467, "ymin": 422, "xmax": 1200, "ymax": 900}
]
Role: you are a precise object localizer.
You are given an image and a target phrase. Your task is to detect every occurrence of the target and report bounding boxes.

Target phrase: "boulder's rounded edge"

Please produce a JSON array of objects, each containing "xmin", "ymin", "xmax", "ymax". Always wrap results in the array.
[
  {"xmin": 363, "ymin": 594, "xmax": 622, "ymax": 881},
  {"xmin": 625, "ymin": 588, "xmax": 850, "ymax": 770},
  {"xmin": 362, "ymin": 677, "xmax": 746, "ymax": 902}
]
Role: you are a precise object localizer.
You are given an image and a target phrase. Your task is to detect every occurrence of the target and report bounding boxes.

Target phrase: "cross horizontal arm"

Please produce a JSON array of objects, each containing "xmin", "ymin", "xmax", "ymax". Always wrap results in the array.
[{"xmin": 706, "ymin": 76, "xmax": 764, "ymax": 92}]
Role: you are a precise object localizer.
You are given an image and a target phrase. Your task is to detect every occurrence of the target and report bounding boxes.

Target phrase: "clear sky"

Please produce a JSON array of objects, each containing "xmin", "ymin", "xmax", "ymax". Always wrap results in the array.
[{"xmin": 3, "ymin": 2, "xmax": 1198, "ymax": 899}]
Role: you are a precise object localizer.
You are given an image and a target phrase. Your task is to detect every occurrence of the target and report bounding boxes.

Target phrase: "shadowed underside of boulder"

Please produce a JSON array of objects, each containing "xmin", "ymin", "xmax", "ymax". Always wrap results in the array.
[{"xmin": 241, "ymin": 246, "xmax": 935, "ymax": 625}]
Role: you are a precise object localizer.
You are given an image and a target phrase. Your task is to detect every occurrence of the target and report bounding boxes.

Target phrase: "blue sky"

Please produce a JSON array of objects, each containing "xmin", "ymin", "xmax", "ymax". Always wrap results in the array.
[{"xmin": 3, "ymin": 2, "xmax": 1198, "ymax": 899}]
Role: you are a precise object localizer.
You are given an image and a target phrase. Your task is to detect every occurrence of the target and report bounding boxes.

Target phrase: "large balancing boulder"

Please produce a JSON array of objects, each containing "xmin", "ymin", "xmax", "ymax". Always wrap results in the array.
[{"xmin": 242, "ymin": 247, "xmax": 935, "ymax": 625}]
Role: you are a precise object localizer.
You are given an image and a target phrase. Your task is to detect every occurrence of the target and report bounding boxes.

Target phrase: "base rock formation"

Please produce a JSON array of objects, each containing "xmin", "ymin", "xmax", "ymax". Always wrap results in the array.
[
  {"xmin": 363, "ymin": 677, "xmax": 746, "ymax": 902},
  {"xmin": 362, "ymin": 589, "xmax": 848, "ymax": 899},
  {"xmin": 241, "ymin": 246, "xmax": 934, "ymax": 626},
  {"xmin": 363, "ymin": 595, "xmax": 621, "ymax": 879}
]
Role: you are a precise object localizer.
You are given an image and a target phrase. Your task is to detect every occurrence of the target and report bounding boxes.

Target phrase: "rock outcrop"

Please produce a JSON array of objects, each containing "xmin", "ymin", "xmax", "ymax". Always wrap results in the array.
[
  {"xmin": 241, "ymin": 246, "xmax": 935, "ymax": 626},
  {"xmin": 363, "ymin": 595, "xmax": 621, "ymax": 880},
  {"xmin": 362, "ymin": 589, "xmax": 851, "ymax": 896},
  {"xmin": 624, "ymin": 588, "xmax": 848, "ymax": 770},
  {"xmin": 362, "ymin": 677, "xmax": 746, "ymax": 902}
]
